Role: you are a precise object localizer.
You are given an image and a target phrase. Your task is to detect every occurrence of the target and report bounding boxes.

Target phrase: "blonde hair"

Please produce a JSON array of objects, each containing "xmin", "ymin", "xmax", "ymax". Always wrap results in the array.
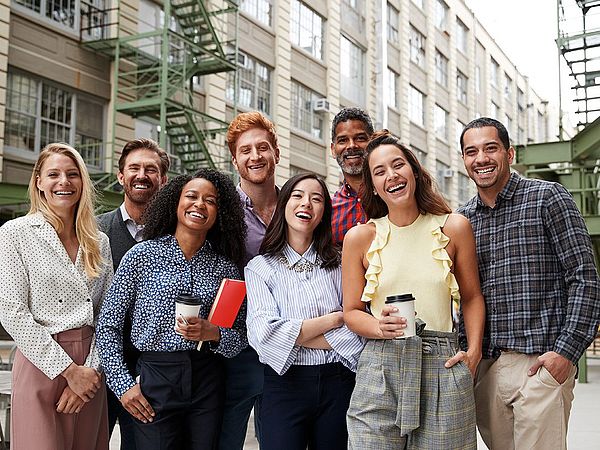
[{"xmin": 28, "ymin": 143, "xmax": 104, "ymax": 278}]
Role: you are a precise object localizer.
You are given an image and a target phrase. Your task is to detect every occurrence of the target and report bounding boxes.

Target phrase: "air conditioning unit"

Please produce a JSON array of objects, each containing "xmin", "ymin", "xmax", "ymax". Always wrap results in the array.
[
  {"xmin": 237, "ymin": 53, "xmax": 250, "ymax": 69},
  {"xmin": 443, "ymin": 168, "xmax": 454, "ymax": 178},
  {"xmin": 312, "ymin": 98, "xmax": 330, "ymax": 113}
]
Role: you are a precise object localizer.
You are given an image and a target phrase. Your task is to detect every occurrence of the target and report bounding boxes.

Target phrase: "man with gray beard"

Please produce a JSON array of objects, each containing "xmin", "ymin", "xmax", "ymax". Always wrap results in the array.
[{"xmin": 330, "ymin": 107, "xmax": 374, "ymax": 245}]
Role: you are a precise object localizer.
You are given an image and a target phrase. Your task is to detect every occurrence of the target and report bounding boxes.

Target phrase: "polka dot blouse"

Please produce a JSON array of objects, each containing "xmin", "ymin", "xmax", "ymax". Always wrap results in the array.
[{"xmin": 0, "ymin": 213, "xmax": 113, "ymax": 379}]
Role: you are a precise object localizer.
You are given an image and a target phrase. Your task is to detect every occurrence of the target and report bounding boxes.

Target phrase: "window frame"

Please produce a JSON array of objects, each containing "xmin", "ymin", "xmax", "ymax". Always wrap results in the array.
[
  {"xmin": 290, "ymin": 0, "xmax": 324, "ymax": 60},
  {"xmin": 5, "ymin": 69, "xmax": 105, "ymax": 169},
  {"xmin": 226, "ymin": 51, "xmax": 272, "ymax": 116},
  {"xmin": 409, "ymin": 25, "xmax": 426, "ymax": 68},
  {"xmin": 291, "ymin": 80, "xmax": 324, "ymax": 141}
]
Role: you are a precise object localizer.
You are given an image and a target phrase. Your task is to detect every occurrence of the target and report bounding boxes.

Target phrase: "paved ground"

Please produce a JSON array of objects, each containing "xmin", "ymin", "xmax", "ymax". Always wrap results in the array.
[{"xmin": 110, "ymin": 359, "xmax": 600, "ymax": 449}]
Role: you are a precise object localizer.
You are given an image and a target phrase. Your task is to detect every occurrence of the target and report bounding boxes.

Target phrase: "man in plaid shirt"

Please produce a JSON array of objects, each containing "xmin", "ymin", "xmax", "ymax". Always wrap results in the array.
[
  {"xmin": 458, "ymin": 117, "xmax": 600, "ymax": 450},
  {"xmin": 330, "ymin": 107, "xmax": 374, "ymax": 245}
]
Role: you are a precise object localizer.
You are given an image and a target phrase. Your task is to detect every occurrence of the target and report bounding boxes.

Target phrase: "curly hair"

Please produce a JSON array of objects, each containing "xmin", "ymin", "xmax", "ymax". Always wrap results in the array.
[
  {"xmin": 260, "ymin": 173, "xmax": 340, "ymax": 269},
  {"xmin": 226, "ymin": 111, "xmax": 279, "ymax": 157},
  {"xmin": 142, "ymin": 169, "xmax": 247, "ymax": 264},
  {"xmin": 362, "ymin": 130, "xmax": 451, "ymax": 218},
  {"xmin": 331, "ymin": 107, "xmax": 374, "ymax": 142}
]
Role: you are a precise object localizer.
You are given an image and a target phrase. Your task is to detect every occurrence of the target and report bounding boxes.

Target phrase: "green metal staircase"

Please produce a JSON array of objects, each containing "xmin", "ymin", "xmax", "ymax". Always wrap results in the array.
[{"xmin": 80, "ymin": 0, "xmax": 237, "ymax": 176}]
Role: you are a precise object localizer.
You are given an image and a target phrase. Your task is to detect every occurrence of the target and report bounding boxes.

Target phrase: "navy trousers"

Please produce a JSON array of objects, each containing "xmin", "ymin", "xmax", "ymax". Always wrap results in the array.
[
  {"xmin": 218, "ymin": 347, "xmax": 264, "ymax": 450},
  {"xmin": 261, "ymin": 362, "xmax": 355, "ymax": 450},
  {"xmin": 133, "ymin": 348, "xmax": 224, "ymax": 450}
]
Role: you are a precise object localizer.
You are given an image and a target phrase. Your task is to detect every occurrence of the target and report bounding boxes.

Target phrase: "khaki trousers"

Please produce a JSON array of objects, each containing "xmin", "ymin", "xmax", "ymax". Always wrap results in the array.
[{"xmin": 475, "ymin": 352, "xmax": 576, "ymax": 450}]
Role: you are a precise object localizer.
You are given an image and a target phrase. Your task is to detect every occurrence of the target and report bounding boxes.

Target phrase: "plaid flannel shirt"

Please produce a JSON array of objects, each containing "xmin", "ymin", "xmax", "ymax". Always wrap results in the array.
[
  {"xmin": 458, "ymin": 172, "xmax": 600, "ymax": 364},
  {"xmin": 332, "ymin": 181, "xmax": 367, "ymax": 246}
]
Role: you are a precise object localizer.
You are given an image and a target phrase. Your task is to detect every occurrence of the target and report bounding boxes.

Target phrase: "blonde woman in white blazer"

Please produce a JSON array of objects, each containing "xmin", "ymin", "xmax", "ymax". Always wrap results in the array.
[{"xmin": 0, "ymin": 143, "xmax": 113, "ymax": 450}]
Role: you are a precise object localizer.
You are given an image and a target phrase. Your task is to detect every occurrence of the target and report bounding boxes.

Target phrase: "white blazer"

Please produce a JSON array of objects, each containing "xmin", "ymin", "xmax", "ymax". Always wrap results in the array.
[{"xmin": 0, "ymin": 213, "xmax": 113, "ymax": 379}]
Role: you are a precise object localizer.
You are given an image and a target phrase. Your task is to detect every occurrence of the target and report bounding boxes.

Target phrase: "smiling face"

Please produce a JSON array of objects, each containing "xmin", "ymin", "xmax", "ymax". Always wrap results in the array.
[
  {"xmin": 175, "ymin": 177, "xmax": 218, "ymax": 237},
  {"xmin": 117, "ymin": 148, "xmax": 166, "ymax": 206},
  {"xmin": 232, "ymin": 128, "xmax": 279, "ymax": 185},
  {"xmin": 36, "ymin": 153, "xmax": 83, "ymax": 216},
  {"xmin": 462, "ymin": 126, "xmax": 514, "ymax": 192},
  {"xmin": 331, "ymin": 119, "xmax": 370, "ymax": 176},
  {"xmin": 368, "ymin": 144, "xmax": 417, "ymax": 209},
  {"xmin": 284, "ymin": 178, "xmax": 326, "ymax": 240}
]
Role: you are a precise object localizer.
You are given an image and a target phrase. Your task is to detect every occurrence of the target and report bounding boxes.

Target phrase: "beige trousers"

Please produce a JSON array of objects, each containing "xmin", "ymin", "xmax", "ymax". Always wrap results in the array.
[
  {"xmin": 475, "ymin": 352, "xmax": 576, "ymax": 450},
  {"xmin": 11, "ymin": 326, "xmax": 108, "ymax": 450}
]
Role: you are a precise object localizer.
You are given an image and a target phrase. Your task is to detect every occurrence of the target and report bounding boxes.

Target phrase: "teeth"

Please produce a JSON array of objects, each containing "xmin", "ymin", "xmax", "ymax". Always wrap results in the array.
[
  {"xmin": 296, "ymin": 212, "xmax": 312, "ymax": 220},
  {"xmin": 475, "ymin": 167, "xmax": 495, "ymax": 174},
  {"xmin": 188, "ymin": 212, "xmax": 206, "ymax": 219},
  {"xmin": 387, "ymin": 183, "xmax": 406, "ymax": 193},
  {"xmin": 54, "ymin": 191, "xmax": 73, "ymax": 195},
  {"xmin": 133, "ymin": 184, "xmax": 149, "ymax": 189}
]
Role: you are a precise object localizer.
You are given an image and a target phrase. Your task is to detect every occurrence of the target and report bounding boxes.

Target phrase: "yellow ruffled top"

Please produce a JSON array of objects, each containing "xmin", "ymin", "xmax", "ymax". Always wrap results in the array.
[{"xmin": 361, "ymin": 214, "xmax": 459, "ymax": 332}]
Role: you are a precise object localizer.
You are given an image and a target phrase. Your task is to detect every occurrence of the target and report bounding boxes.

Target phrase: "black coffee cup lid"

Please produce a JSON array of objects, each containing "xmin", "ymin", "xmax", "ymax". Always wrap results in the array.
[
  {"xmin": 175, "ymin": 293, "xmax": 201, "ymax": 305},
  {"xmin": 385, "ymin": 293, "xmax": 415, "ymax": 303}
]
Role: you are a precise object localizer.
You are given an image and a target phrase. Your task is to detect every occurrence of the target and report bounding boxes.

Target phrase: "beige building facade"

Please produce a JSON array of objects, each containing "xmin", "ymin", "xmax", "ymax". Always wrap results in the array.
[{"xmin": 0, "ymin": 0, "xmax": 551, "ymax": 218}]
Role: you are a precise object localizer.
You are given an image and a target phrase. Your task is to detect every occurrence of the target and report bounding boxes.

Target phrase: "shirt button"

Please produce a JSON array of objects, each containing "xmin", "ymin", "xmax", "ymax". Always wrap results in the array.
[
  {"xmin": 86, "ymin": 298, "xmax": 91, "ymax": 302},
  {"xmin": 58, "ymin": 300, "xmax": 63, "ymax": 303}
]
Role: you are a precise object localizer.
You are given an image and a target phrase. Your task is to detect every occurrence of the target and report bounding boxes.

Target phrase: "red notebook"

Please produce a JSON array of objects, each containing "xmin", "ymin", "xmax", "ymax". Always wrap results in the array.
[{"xmin": 208, "ymin": 278, "xmax": 246, "ymax": 328}]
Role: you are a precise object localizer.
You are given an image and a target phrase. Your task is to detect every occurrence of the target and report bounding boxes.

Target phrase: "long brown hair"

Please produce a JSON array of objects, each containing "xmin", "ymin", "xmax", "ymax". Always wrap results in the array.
[
  {"xmin": 260, "ymin": 173, "xmax": 340, "ymax": 269},
  {"xmin": 362, "ymin": 130, "xmax": 451, "ymax": 218}
]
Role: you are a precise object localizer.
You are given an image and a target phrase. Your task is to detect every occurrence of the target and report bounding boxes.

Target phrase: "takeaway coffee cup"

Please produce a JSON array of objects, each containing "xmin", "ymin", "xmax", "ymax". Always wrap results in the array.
[
  {"xmin": 385, "ymin": 293, "xmax": 416, "ymax": 339},
  {"xmin": 174, "ymin": 293, "xmax": 201, "ymax": 334}
]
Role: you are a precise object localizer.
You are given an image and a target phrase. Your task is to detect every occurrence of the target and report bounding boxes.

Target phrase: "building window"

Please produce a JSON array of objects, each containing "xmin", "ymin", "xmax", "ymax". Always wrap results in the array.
[
  {"xmin": 435, "ymin": 0, "xmax": 448, "ymax": 31},
  {"xmin": 6, "ymin": 70, "xmax": 104, "ymax": 168},
  {"xmin": 410, "ymin": 26, "xmax": 426, "ymax": 68},
  {"xmin": 291, "ymin": 81, "xmax": 323, "ymax": 140},
  {"xmin": 457, "ymin": 70, "xmax": 468, "ymax": 104},
  {"xmin": 490, "ymin": 101, "xmax": 498, "ymax": 119},
  {"xmin": 537, "ymin": 111, "xmax": 546, "ymax": 142},
  {"xmin": 475, "ymin": 65, "xmax": 481, "ymax": 94},
  {"xmin": 340, "ymin": 35, "xmax": 366, "ymax": 105},
  {"xmin": 490, "ymin": 57, "xmax": 499, "ymax": 87},
  {"xmin": 456, "ymin": 19, "xmax": 468, "ymax": 54},
  {"xmin": 517, "ymin": 126, "xmax": 525, "ymax": 145},
  {"xmin": 435, "ymin": 50, "xmax": 448, "ymax": 87},
  {"xmin": 409, "ymin": 85, "xmax": 425, "ymax": 127},
  {"xmin": 436, "ymin": 160, "xmax": 450, "ymax": 195},
  {"xmin": 387, "ymin": 68, "xmax": 399, "ymax": 109},
  {"xmin": 290, "ymin": 0, "xmax": 323, "ymax": 59},
  {"xmin": 505, "ymin": 114, "xmax": 512, "ymax": 135},
  {"xmin": 14, "ymin": 0, "xmax": 109, "ymax": 32},
  {"xmin": 240, "ymin": 0, "xmax": 272, "ymax": 26},
  {"xmin": 504, "ymin": 73, "xmax": 512, "ymax": 98},
  {"xmin": 342, "ymin": 0, "xmax": 362, "ymax": 11},
  {"xmin": 434, "ymin": 104, "xmax": 448, "ymax": 139},
  {"xmin": 411, "ymin": 145, "xmax": 427, "ymax": 165},
  {"xmin": 226, "ymin": 52, "xmax": 272, "ymax": 115},
  {"xmin": 387, "ymin": 3, "xmax": 399, "ymax": 44},
  {"xmin": 456, "ymin": 119, "xmax": 465, "ymax": 152},
  {"xmin": 458, "ymin": 173, "xmax": 471, "ymax": 205},
  {"xmin": 517, "ymin": 87, "xmax": 525, "ymax": 110}
]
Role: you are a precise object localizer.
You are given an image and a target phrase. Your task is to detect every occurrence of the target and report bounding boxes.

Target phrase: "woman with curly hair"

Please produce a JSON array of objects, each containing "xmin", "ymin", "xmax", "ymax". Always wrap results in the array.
[
  {"xmin": 96, "ymin": 168, "xmax": 247, "ymax": 450},
  {"xmin": 342, "ymin": 131, "xmax": 484, "ymax": 449},
  {"xmin": 245, "ymin": 173, "xmax": 364, "ymax": 450},
  {"xmin": 0, "ymin": 143, "xmax": 112, "ymax": 450}
]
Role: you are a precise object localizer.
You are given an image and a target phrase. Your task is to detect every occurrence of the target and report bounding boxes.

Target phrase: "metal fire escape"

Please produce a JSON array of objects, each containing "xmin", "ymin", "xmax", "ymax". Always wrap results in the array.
[
  {"xmin": 516, "ymin": 0, "xmax": 600, "ymax": 381},
  {"xmin": 80, "ymin": 0, "xmax": 237, "ymax": 190}
]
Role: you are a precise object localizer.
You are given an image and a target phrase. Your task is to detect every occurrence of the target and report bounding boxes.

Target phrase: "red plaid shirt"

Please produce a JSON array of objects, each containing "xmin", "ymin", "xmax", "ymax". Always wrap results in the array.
[{"xmin": 331, "ymin": 181, "xmax": 367, "ymax": 245}]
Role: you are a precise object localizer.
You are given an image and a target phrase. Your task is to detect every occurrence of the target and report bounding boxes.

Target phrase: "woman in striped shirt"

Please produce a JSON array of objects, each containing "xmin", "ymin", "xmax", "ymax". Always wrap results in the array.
[{"xmin": 245, "ymin": 172, "xmax": 364, "ymax": 450}]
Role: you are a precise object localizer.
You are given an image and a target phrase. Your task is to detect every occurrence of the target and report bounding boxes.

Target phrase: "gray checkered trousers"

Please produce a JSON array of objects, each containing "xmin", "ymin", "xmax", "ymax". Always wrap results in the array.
[{"xmin": 347, "ymin": 330, "xmax": 476, "ymax": 449}]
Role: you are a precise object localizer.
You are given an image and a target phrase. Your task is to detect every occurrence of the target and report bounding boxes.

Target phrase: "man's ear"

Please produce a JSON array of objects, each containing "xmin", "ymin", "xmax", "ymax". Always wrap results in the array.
[
  {"xmin": 507, "ymin": 146, "xmax": 515, "ymax": 164},
  {"xmin": 117, "ymin": 171, "xmax": 125, "ymax": 186}
]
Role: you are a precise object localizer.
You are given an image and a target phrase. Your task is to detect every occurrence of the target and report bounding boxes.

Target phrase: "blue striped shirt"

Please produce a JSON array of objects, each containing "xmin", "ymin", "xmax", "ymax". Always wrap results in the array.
[{"xmin": 245, "ymin": 244, "xmax": 365, "ymax": 375}]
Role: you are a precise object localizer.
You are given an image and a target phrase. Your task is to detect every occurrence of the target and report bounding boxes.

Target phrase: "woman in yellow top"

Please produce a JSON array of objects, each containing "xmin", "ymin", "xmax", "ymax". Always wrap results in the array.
[{"xmin": 343, "ymin": 130, "xmax": 485, "ymax": 450}]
